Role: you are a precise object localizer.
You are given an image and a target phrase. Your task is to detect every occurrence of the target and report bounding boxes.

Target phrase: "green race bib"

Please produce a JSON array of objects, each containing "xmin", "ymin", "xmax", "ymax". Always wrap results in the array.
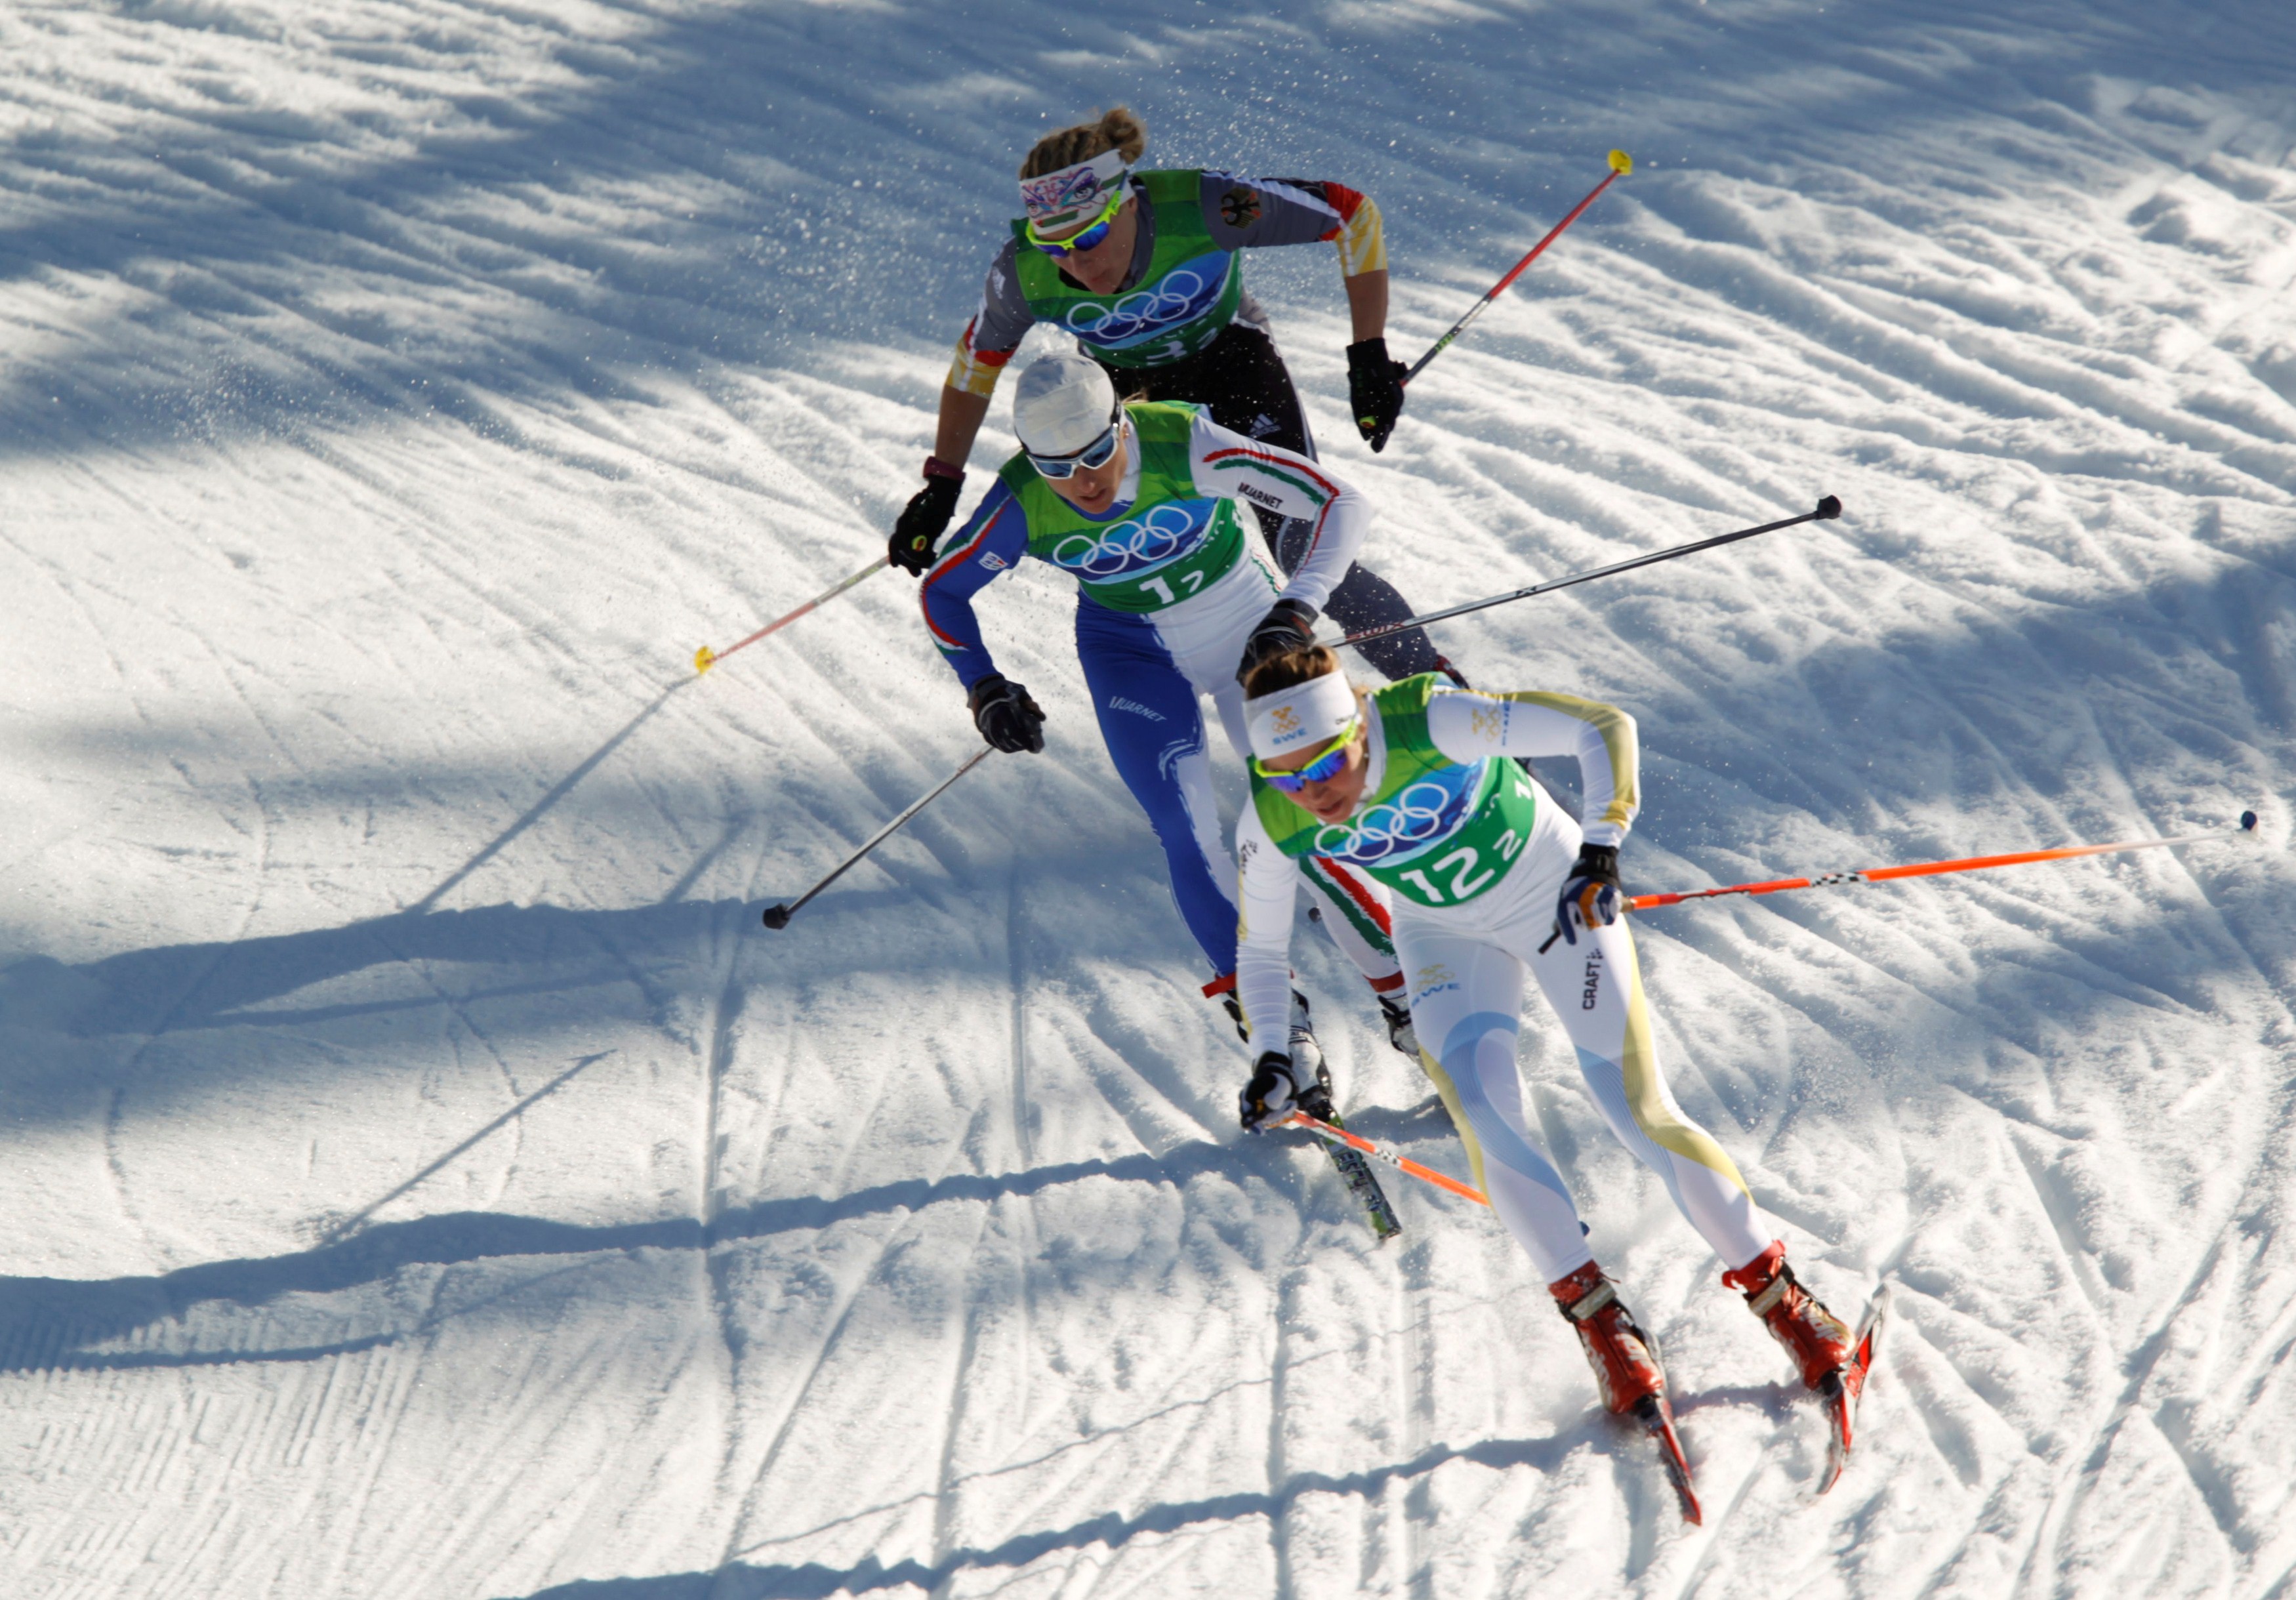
[
  {"xmin": 997, "ymin": 401, "xmax": 1248, "ymax": 615},
  {"xmin": 1251, "ymin": 676, "xmax": 1543, "ymax": 910}
]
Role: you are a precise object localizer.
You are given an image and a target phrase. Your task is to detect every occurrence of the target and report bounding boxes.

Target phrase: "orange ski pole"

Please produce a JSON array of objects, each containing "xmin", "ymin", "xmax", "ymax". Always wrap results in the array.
[
  {"xmin": 1628, "ymin": 811, "xmax": 2260, "ymax": 914},
  {"xmin": 1278, "ymin": 1111, "xmax": 1489, "ymax": 1206},
  {"xmin": 693, "ymin": 555, "xmax": 888, "ymax": 677}
]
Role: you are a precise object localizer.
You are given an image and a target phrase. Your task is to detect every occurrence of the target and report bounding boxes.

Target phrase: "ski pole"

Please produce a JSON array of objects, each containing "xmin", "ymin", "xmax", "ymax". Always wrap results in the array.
[
  {"xmin": 1334, "ymin": 495, "xmax": 1841, "ymax": 652},
  {"xmin": 694, "ymin": 556, "xmax": 888, "ymax": 677},
  {"xmin": 760, "ymin": 749, "xmax": 993, "ymax": 929},
  {"xmin": 1628, "ymin": 810, "xmax": 2263, "ymax": 914},
  {"xmin": 1403, "ymin": 150, "xmax": 1632, "ymax": 385},
  {"xmin": 1277, "ymin": 1111, "xmax": 1490, "ymax": 1206}
]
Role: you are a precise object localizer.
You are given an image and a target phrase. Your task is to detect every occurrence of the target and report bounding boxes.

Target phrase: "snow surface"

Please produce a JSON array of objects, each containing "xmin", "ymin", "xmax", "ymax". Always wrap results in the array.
[{"xmin": 3, "ymin": 0, "xmax": 2295, "ymax": 1595}]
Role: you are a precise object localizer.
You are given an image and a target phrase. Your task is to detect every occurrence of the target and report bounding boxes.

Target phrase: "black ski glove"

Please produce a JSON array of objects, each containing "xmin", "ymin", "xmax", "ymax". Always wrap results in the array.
[
  {"xmin": 1554, "ymin": 843, "xmax": 1622, "ymax": 946},
  {"xmin": 1234, "ymin": 598, "xmax": 1319, "ymax": 684},
  {"xmin": 968, "ymin": 673, "xmax": 1045, "ymax": 754},
  {"xmin": 1346, "ymin": 337, "xmax": 1408, "ymax": 453},
  {"xmin": 889, "ymin": 470, "xmax": 964, "ymax": 576},
  {"xmin": 1239, "ymin": 1051, "xmax": 1301, "ymax": 1132}
]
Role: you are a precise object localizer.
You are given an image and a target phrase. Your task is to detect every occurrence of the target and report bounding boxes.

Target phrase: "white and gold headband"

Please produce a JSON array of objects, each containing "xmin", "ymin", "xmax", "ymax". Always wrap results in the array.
[{"xmin": 1244, "ymin": 669, "xmax": 1357, "ymax": 762}]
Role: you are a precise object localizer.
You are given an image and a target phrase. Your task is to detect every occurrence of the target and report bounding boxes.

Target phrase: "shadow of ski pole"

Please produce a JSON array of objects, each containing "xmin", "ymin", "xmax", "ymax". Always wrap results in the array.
[{"xmin": 409, "ymin": 680, "xmax": 690, "ymax": 914}]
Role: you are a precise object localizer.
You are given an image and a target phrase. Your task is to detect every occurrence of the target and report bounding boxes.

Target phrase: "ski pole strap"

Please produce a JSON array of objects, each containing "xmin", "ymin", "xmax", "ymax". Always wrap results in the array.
[
  {"xmin": 1627, "ymin": 811, "xmax": 2260, "ymax": 914},
  {"xmin": 1334, "ymin": 496, "xmax": 1840, "ymax": 653},
  {"xmin": 1279, "ymin": 1111, "xmax": 1490, "ymax": 1206}
]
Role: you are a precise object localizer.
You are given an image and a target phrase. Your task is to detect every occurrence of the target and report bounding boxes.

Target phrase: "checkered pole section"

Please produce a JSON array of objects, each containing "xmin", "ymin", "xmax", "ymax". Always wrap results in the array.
[
  {"xmin": 1277, "ymin": 1111, "xmax": 1490, "ymax": 1207},
  {"xmin": 1627, "ymin": 813, "xmax": 2260, "ymax": 914}
]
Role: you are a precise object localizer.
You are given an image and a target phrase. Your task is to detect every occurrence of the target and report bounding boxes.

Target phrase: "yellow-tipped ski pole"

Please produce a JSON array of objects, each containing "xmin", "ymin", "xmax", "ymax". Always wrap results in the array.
[
  {"xmin": 694, "ymin": 555, "xmax": 888, "ymax": 677},
  {"xmin": 1403, "ymin": 150, "xmax": 1631, "ymax": 386},
  {"xmin": 1279, "ymin": 1111, "xmax": 1490, "ymax": 1206}
]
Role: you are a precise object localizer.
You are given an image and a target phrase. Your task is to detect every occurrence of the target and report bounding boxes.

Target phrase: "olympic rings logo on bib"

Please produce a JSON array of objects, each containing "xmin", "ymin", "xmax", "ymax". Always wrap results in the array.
[
  {"xmin": 1052, "ymin": 502, "xmax": 1207, "ymax": 578},
  {"xmin": 1313, "ymin": 778, "xmax": 1473, "ymax": 863},
  {"xmin": 1065, "ymin": 262, "xmax": 1225, "ymax": 346}
]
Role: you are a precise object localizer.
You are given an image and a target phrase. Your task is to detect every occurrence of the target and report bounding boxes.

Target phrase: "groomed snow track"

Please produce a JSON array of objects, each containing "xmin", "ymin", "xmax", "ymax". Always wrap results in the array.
[{"xmin": 2, "ymin": 1, "xmax": 2293, "ymax": 1596}]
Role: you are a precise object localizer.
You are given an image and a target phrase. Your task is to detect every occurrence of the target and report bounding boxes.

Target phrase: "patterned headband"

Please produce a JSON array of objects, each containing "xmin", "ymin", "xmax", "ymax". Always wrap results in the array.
[{"xmin": 1018, "ymin": 149, "xmax": 1129, "ymax": 233}]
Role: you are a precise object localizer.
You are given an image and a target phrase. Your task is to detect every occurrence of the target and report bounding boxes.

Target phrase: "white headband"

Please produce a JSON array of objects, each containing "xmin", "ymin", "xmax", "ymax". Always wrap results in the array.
[
  {"xmin": 1018, "ymin": 150, "xmax": 1128, "ymax": 234},
  {"xmin": 1245, "ymin": 670, "xmax": 1359, "ymax": 762}
]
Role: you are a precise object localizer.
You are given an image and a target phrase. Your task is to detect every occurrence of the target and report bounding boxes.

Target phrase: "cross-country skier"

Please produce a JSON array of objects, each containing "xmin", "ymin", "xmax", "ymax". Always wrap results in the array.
[
  {"xmin": 921, "ymin": 351, "xmax": 1416, "ymax": 1075},
  {"xmin": 1229, "ymin": 643, "xmax": 1875, "ymax": 1498},
  {"xmin": 889, "ymin": 106, "xmax": 1450, "ymax": 684}
]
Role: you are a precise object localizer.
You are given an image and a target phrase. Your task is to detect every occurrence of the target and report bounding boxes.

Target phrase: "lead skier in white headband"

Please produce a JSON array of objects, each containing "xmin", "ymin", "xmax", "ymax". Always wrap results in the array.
[{"xmin": 1233, "ymin": 642, "xmax": 1880, "ymax": 1510}]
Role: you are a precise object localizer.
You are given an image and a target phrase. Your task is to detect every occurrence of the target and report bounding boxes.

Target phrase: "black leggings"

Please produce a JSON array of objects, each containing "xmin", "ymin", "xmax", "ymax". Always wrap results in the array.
[{"xmin": 1097, "ymin": 323, "xmax": 1441, "ymax": 681}]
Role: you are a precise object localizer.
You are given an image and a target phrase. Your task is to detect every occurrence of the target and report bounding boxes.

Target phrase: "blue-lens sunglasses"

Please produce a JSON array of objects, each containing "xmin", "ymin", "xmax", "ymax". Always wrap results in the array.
[
  {"xmin": 1250, "ymin": 718, "xmax": 1361, "ymax": 793},
  {"xmin": 1025, "ymin": 184, "xmax": 1126, "ymax": 259}
]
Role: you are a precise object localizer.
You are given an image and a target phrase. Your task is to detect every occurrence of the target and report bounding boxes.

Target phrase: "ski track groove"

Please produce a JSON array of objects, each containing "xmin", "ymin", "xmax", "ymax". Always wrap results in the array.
[{"xmin": 925, "ymin": 1203, "xmax": 997, "ymax": 1600}]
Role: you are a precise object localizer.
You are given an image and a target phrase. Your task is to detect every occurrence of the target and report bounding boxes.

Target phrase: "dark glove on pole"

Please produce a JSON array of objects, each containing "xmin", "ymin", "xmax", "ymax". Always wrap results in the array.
[
  {"xmin": 889, "ymin": 465, "xmax": 964, "ymax": 576},
  {"xmin": 1554, "ymin": 843, "xmax": 1622, "ymax": 947},
  {"xmin": 1346, "ymin": 337, "xmax": 1408, "ymax": 452},
  {"xmin": 1239, "ymin": 1052, "xmax": 1300, "ymax": 1132},
  {"xmin": 968, "ymin": 673, "xmax": 1046, "ymax": 754},
  {"xmin": 1234, "ymin": 598, "xmax": 1319, "ymax": 683}
]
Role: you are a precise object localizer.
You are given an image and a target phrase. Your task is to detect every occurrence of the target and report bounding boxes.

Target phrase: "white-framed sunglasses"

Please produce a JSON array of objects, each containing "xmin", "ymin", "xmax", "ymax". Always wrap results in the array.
[{"xmin": 1028, "ymin": 405, "xmax": 1124, "ymax": 480}]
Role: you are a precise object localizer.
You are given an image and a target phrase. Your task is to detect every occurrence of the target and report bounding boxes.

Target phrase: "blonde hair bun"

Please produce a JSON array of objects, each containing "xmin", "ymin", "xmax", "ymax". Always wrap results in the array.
[{"xmin": 1020, "ymin": 107, "xmax": 1147, "ymax": 179}]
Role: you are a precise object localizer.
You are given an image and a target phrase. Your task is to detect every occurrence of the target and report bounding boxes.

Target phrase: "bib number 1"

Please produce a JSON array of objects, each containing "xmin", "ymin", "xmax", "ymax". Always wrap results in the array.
[{"xmin": 1139, "ymin": 568, "xmax": 1207, "ymax": 607}]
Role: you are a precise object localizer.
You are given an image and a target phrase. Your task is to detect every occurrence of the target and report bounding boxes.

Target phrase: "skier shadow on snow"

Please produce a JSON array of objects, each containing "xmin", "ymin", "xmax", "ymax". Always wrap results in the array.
[
  {"xmin": 0, "ymin": 1141, "xmax": 1266, "ymax": 1375},
  {"xmin": 487, "ymin": 1433, "xmax": 1580, "ymax": 1600}
]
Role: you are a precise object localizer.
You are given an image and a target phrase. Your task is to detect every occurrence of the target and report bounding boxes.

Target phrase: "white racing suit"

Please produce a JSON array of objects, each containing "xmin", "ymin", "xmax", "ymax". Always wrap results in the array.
[{"xmin": 1236, "ymin": 680, "xmax": 1769, "ymax": 1280}]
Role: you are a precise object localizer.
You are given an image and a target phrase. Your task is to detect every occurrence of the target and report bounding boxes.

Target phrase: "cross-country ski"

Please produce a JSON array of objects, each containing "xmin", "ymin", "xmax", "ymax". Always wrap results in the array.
[{"xmin": 1818, "ymin": 1284, "xmax": 1893, "ymax": 1496}]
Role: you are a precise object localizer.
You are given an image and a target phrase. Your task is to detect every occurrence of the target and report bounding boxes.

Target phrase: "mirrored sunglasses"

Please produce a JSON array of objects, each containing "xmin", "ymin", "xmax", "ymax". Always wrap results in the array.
[
  {"xmin": 1252, "ymin": 719, "xmax": 1361, "ymax": 793},
  {"xmin": 1029, "ymin": 412, "xmax": 1123, "ymax": 480},
  {"xmin": 1025, "ymin": 185, "xmax": 1126, "ymax": 259}
]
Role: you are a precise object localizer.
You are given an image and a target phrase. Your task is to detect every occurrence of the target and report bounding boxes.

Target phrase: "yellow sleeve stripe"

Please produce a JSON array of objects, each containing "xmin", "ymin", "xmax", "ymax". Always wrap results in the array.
[
  {"xmin": 1335, "ymin": 194, "xmax": 1387, "ymax": 277},
  {"xmin": 945, "ymin": 329, "xmax": 1010, "ymax": 398},
  {"xmin": 1497, "ymin": 690, "xmax": 1639, "ymax": 829}
]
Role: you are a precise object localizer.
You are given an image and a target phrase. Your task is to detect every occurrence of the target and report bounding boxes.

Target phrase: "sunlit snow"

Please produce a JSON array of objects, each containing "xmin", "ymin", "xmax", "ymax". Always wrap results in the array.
[{"xmin": 2, "ymin": 1, "xmax": 2293, "ymax": 1595}]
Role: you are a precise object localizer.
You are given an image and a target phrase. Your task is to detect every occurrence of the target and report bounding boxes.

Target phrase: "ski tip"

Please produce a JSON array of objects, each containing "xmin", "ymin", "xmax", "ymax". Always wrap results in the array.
[
  {"xmin": 1609, "ymin": 148, "xmax": 1633, "ymax": 175},
  {"xmin": 693, "ymin": 644, "xmax": 717, "ymax": 676},
  {"xmin": 1815, "ymin": 493, "xmax": 1843, "ymax": 520},
  {"xmin": 2240, "ymin": 809, "xmax": 2258, "ymax": 832},
  {"xmin": 760, "ymin": 903, "xmax": 793, "ymax": 930}
]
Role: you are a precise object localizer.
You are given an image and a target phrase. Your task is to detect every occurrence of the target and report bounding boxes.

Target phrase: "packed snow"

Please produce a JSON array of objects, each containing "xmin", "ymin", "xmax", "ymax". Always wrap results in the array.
[{"xmin": 3, "ymin": 0, "xmax": 2294, "ymax": 1595}]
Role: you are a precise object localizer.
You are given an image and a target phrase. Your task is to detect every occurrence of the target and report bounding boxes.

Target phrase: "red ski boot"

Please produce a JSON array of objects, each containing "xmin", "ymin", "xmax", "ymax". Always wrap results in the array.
[
  {"xmin": 1722, "ymin": 1242, "xmax": 1887, "ymax": 1492},
  {"xmin": 1551, "ymin": 1262, "xmax": 1666, "ymax": 1412},
  {"xmin": 1551, "ymin": 1262, "xmax": 1702, "ymax": 1523},
  {"xmin": 1721, "ymin": 1242, "xmax": 1851, "ymax": 1388}
]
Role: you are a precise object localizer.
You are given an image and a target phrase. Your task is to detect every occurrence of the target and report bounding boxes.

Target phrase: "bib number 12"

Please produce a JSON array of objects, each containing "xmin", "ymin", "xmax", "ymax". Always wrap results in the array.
[{"xmin": 1397, "ymin": 843, "xmax": 1500, "ymax": 905}]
